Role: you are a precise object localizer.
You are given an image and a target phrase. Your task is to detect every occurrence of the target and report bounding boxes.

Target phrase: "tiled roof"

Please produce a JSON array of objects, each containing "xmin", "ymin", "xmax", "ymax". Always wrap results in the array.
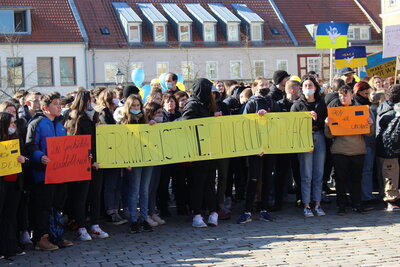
[
  {"xmin": 74, "ymin": 0, "xmax": 293, "ymax": 49},
  {"xmin": 0, "ymin": 0, "xmax": 83, "ymax": 43},
  {"xmin": 274, "ymin": 0, "xmax": 382, "ymax": 46}
]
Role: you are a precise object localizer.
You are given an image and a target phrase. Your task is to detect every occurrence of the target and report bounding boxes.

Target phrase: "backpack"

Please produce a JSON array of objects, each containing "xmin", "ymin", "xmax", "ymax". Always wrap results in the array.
[{"xmin": 382, "ymin": 115, "xmax": 400, "ymax": 157}]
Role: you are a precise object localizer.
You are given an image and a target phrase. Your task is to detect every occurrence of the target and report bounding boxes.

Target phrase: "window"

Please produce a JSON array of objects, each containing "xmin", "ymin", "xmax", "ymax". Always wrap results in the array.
[
  {"xmin": 181, "ymin": 61, "xmax": 194, "ymax": 80},
  {"xmin": 348, "ymin": 26, "xmax": 370, "ymax": 41},
  {"xmin": 389, "ymin": 0, "xmax": 397, "ymax": 6},
  {"xmin": 206, "ymin": 61, "xmax": 218, "ymax": 80},
  {"xmin": 276, "ymin": 59, "xmax": 288, "ymax": 72},
  {"xmin": 157, "ymin": 62, "xmax": 168, "ymax": 76},
  {"xmin": 307, "ymin": 57, "xmax": 321, "ymax": 75},
  {"xmin": 204, "ymin": 24, "xmax": 215, "ymax": 42},
  {"xmin": 228, "ymin": 24, "xmax": 239, "ymax": 42},
  {"xmin": 60, "ymin": 57, "xmax": 76, "ymax": 86},
  {"xmin": 230, "ymin": 61, "xmax": 242, "ymax": 79},
  {"xmin": 251, "ymin": 24, "xmax": 262, "ymax": 41},
  {"xmin": 254, "ymin": 60, "xmax": 265, "ymax": 77},
  {"xmin": 154, "ymin": 24, "xmax": 166, "ymax": 42},
  {"xmin": 129, "ymin": 24, "xmax": 140, "ymax": 42},
  {"xmin": 104, "ymin": 62, "xmax": 118, "ymax": 83},
  {"xmin": 0, "ymin": 9, "xmax": 30, "ymax": 34},
  {"xmin": 131, "ymin": 63, "xmax": 143, "ymax": 70},
  {"xmin": 7, "ymin": 58, "xmax": 24, "ymax": 87},
  {"xmin": 37, "ymin": 57, "xmax": 53, "ymax": 86},
  {"xmin": 180, "ymin": 25, "xmax": 190, "ymax": 42}
]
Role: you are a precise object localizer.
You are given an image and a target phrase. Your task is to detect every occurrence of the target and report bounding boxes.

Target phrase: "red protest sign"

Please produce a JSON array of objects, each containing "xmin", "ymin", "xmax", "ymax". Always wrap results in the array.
[{"xmin": 45, "ymin": 135, "xmax": 92, "ymax": 184}]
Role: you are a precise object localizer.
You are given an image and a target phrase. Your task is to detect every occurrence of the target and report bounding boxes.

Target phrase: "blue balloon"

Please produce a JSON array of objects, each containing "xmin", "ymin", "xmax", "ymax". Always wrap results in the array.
[
  {"xmin": 142, "ymin": 84, "xmax": 151, "ymax": 102},
  {"xmin": 176, "ymin": 74, "xmax": 184, "ymax": 83},
  {"xmin": 159, "ymin": 72, "xmax": 168, "ymax": 91},
  {"xmin": 131, "ymin": 68, "xmax": 145, "ymax": 87}
]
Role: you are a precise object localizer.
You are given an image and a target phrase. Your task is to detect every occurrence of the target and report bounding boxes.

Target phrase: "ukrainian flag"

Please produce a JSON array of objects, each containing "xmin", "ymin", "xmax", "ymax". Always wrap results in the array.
[
  {"xmin": 316, "ymin": 22, "xmax": 349, "ymax": 49},
  {"xmin": 335, "ymin": 46, "xmax": 367, "ymax": 69}
]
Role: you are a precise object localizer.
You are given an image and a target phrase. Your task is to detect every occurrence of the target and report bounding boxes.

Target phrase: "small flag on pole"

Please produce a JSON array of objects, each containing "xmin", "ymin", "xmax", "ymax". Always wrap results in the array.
[
  {"xmin": 335, "ymin": 46, "xmax": 367, "ymax": 69},
  {"xmin": 316, "ymin": 22, "xmax": 350, "ymax": 49}
]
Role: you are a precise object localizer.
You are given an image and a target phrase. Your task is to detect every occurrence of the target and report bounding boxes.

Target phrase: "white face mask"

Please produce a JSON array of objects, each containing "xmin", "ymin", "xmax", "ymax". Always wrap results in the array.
[
  {"xmin": 8, "ymin": 127, "xmax": 16, "ymax": 135},
  {"xmin": 154, "ymin": 117, "xmax": 163, "ymax": 123},
  {"xmin": 112, "ymin": 98, "xmax": 120, "ymax": 107},
  {"xmin": 303, "ymin": 89, "xmax": 315, "ymax": 97}
]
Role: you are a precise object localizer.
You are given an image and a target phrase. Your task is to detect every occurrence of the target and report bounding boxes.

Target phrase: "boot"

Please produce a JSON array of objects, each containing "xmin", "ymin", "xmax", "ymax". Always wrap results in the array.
[{"xmin": 35, "ymin": 234, "xmax": 59, "ymax": 251}]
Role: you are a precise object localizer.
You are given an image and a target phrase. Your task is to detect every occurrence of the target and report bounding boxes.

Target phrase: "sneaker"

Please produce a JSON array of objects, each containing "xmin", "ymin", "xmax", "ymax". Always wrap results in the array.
[
  {"xmin": 314, "ymin": 205, "xmax": 326, "ymax": 216},
  {"xmin": 146, "ymin": 217, "xmax": 158, "ymax": 227},
  {"xmin": 77, "ymin": 228, "xmax": 92, "ymax": 241},
  {"xmin": 130, "ymin": 221, "xmax": 141, "ymax": 234},
  {"xmin": 19, "ymin": 231, "xmax": 32, "ymax": 245},
  {"xmin": 35, "ymin": 234, "xmax": 59, "ymax": 251},
  {"xmin": 218, "ymin": 209, "xmax": 231, "ymax": 220},
  {"xmin": 107, "ymin": 213, "xmax": 128, "ymax": 225},
  {"xmin": 15, "ymin": 247, "xmax": 26, "ymax": 256},
  {"xmin": 90, "ymin": 225, "xmax": 109, "ymax": 239},
  {"xmin": 151, "ymin": 214, "xmax": 166, "ymax": 225},
  {"xmin": 337, "ymin": 207, "xmax": 346, "ymax": 216},
  {"xmin": 192, "ymin": 215, "xmax": 207, "ymax": 228},
  {"xmin": 237, "ymin": 212, "xmax": 252, "ymax": 224},
  {"xmin": 386, "ymin": 202, "xmax": 400, "ymax": 212},
  {"xmin": 259, "ymin": 210, "xmax": 273, "ymax": 222},
  {"xmin": 141, "ymin": 220, "xmax": 154, "ymax": 232},
  {"xmin": 207, "ymin": 212, "xmax": 218, "ymax": 227},
  {"xmin": 303, "ymin": 207, "xmax": 314, "ymax": 218},
  {"xmin": 61, "ymin": 239, "xmax": 74, "ymax": 248}
]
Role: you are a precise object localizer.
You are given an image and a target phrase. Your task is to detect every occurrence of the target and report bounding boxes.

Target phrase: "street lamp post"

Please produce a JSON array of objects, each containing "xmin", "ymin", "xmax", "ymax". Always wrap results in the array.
[{"xmin": 115, "ymin": 68, "xmax": 125, "ymax": 85}]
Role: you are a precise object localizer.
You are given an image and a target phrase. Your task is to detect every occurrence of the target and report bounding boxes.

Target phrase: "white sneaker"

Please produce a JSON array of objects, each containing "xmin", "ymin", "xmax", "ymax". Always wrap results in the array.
[
  {"xmin": 90, "ymin": 225, "xmax": 109, "ymax": 239},
  {"xmin": 151, "ymin": 214, "xmax": 166, "ymax": 225},
  {"xmin": 77, "ymin": 228, "xmax": 92, "ymax": 241},
  {"xmin": 146, "ymin": 217, "xmax": 158, "ymax": 227},
  {"xmin": 19, "ymin": 231, "xmax": 32, "ymax": 244},
  {"xmin": 314, "ymin": 205, "xmax": 326, "ymax": 216},
  {"xmin": 207, "ymin": 212, "xmax": 218, "ymax": 227},
  {"xmin": 192, "ymin": 215, "xmax": 207, "ymax": 228},
  {"xmin": 304, "ymin": 207, "xmax": 314, "ymax": 218}
]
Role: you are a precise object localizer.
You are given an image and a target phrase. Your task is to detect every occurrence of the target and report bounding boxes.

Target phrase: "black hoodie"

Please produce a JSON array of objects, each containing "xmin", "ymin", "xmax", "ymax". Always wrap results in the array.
[
  {"xmin": 180, "ymin": 78, "xmax": 212, "ymax": 120},
  {"xmin": 223, "ymin": 84, "xmax": 246, "ymax": 115},
  {"xmin": 376, "ymin": 100, "xmax": 396, "ymax": 158}
]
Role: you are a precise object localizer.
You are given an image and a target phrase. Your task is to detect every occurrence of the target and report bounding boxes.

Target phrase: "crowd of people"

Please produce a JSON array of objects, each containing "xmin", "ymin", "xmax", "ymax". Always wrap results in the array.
[{"xmin": 0, "ymin": 68, "xmax": 399, "ymax": 261}]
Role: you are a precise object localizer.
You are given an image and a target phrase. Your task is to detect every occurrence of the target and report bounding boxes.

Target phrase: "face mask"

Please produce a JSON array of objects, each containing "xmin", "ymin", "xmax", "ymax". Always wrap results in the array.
[
  {"xmin": 320, "ymin": 87, "xmax": 325, "ymax": 94},
  {"xmin": 61, "ymin": 107, "xmax": 69, "ymax": 114},
  {"xmin": 154, "ymin": 117, "xmax": 163, "ymax": 123},
  {"xmin": 259, "ymin": 88, "xmax": 269, "ymax": 96},
  {"xmin": 166, "ymin": 82, "xmax": 173, "ymax": 90},
  {"xmin": 8, "ymin": 127, "xmax": 16, "ymax": 135},
  {"xmin": 90, "ymin": 102, "xmax": 96, "ymax": 109},
  {"xmin": 130, "ymin": 109, "xmax": 141, "ymax": 115},
  {"xmin": 303, "ymin": 89, "xmax": 315, "ymax": 97},
  {"xmin": 113, "ymin": 98, "xmax": 120, "ymax": 107},
  {"xmin": 85, "ymin": 109, "xmax": 95, "ymax": 121}
]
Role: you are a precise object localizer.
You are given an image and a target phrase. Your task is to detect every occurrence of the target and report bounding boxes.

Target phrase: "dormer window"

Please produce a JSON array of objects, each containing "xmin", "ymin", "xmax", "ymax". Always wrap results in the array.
[
  {"xmin": 186, "ymin": 4, "xmax": 217, "ymax": 44},
  {"xmin": 231, "ymin": 4, "xmax": 264, "ymax": 43},
  {"xmin": 348, "ymin": 26, "xmax": 370, "ymax": 41},
  {"xmin": 112, "ymin": 3, "xmax": 142, "ymax": 44},
  {"xmin": 180, "ymin": 24, "xmax": 190, "ymax": 42},
  {"xmin": 0, "ymin": 8, "xmax": 31, "ymax": 34},
  {"xmin": 203, "ymin": 24, "xmax": 215, "ymax": 42},
  {"xmin": 129, "ymin": 24, "xmax": 140, "ymax": 42},
  {"xmin": 161, "ymin": 3, "xmax": 192, "ymax": 44},
  {"xmin": 155, "ymin": 24, "xmax": 166, "ymax": 42},
  {"xmin": 208, "ymin": 3, "xmax": 241, "ymax": 44},
  {"xmin": 251, "ymin": 24, "xmax": 262, "ymax": 41},
  {"xmin": 138, "ymin": 3, "xmax": 168, "ymax": 44},
  {"xmin": 228, "ymin": 24, "xmax": 239, "ymax": 42}
]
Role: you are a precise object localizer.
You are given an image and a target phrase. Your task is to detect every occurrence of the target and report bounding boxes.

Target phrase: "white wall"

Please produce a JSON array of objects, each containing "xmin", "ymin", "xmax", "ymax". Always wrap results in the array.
[{"xmin": 0, "ymin": 43, "xmax": 86, "ymax": 96}]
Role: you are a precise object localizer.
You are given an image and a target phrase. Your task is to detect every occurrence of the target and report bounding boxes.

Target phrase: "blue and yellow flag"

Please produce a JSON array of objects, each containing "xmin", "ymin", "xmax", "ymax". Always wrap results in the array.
[
  {"xmin": 366, "ymin": 52, "xmax": 397, "ymax": 78},
  {"xmin": 316, "ymin": 22, "xmax": 349, "ymax": 49},
  {"xmin": 335, "ymin": 46, "xmax": 367, "ymax": 69}
]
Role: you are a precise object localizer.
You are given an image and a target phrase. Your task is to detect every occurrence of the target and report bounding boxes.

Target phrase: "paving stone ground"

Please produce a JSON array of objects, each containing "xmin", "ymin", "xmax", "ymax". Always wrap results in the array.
[{"xmin": 3, "ymin": 198, "xmax": 400, "ymax": 267}]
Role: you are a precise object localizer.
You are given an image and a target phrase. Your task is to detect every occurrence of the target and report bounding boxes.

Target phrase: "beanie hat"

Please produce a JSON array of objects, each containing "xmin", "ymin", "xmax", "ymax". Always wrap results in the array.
[
  {"xmin": 273, "ymin": 70, "xmax": 290, "ymax": 85},
  {"xmin": 123, "ymin": 85, "xmax": 140, "ymax": 99}
]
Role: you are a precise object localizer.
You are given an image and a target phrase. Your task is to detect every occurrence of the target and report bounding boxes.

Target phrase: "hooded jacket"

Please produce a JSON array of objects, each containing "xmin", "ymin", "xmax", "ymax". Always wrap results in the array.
[
  {"xmin": 268, "ymin": 84, "xmax": 285, "ymax": 101},
  {"xmin": 290, "ymin": 97, "xmax": 327, "ymax": 132},
  {"xmin": 376, "ymin": 101, "xmax": 397, "ymax": 158},
  {"xmin": 180, "ymin": 78, "xmax": 212, "ymax": 120},
  {"xmin": 243, "ymin": 95, "xmax": 280, "ymax": 114},
  {"xmin": 223, "ymin": 84, "xmax": 246, "ymax": 115},
  {"xmin": 25, "ymin": 112, "xmax": 67, "ymax": 183}
]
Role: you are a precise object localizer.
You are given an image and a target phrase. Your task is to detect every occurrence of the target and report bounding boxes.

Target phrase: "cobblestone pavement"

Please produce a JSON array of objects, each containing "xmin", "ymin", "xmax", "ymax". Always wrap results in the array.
[{"xmin": 3, "ymin": 200, "xmax": 400, "ymax": 267}]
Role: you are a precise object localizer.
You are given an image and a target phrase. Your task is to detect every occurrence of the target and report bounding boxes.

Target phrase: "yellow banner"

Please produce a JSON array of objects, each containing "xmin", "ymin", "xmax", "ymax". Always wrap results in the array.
[
  {"xmin": 96, "ymin": 112, "xmax": 313, "ymax": 168},
  {"xmin": 366, "ymin": 59, "xmax": 396, "ymax": 78},
  {"xmin": 0, "ymin": 139, "xmax": 22, "ymax": 176}
]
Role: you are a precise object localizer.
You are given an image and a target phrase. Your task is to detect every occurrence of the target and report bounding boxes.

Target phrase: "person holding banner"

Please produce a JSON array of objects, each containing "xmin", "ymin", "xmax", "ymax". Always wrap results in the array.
[
  {"xmin": 325, "ymin": 85, "xmax": 374, "ymax": 215},
  {"xmin": 64, "ymin": 90, "xmax": 109, "ymax": 241},
  {"xmin": 120, "ymin": 94, "xmax": 155, "ymax": 233},
  {"xmin": 180, "ymin": 78, "xmax": 219, "ymax": 228},
  {"xmin": 291, "ymin": 76, "xmax": 327, "ymax": 218},
  {"xmin": 25, "ymin": 92, "xmax": 73, "ymax": 250},
  {"xmin": 0, "ymin": 112, "xmax": 26, "ymax": 260}
]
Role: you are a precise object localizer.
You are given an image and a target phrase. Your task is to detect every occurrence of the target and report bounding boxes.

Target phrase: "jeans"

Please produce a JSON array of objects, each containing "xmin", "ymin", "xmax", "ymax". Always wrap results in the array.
[
  {"xmin": 361, "ymin": 145, "xmax": 375, "ymax": 201},
  {"xmin": 298, "ymin": 130, "xmax": 326, "ymax": 204},
  {"xmin": 125, "ymin": 167, "xmax": 153, "ymax": 222},
  {"xmin": 103, "ymin": 168, "xmax": 122, "ymax": 212}
]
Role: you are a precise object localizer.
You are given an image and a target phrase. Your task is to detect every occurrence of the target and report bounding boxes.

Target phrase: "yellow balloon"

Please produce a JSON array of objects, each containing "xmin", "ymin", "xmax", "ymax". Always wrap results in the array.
[
  {"xmin": 138, "ymin": 88, "xmax": 144, "ymax": 99},
  {"xmin": 177, "ymin": 82, "xmax": 186, "ymax": 91},
  {"xmin": 290, "ymin": 75, "xmax": 301, "ymax": 82},
  {"xmin": 354, "ymin": 74, "xmax": 361, "ymax": 82}
]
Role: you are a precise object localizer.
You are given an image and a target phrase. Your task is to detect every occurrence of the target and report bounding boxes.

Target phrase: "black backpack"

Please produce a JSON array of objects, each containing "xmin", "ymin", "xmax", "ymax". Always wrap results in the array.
[{"xmin": 383, "ymin": 115, "xmax": 400, "ymax": 157}]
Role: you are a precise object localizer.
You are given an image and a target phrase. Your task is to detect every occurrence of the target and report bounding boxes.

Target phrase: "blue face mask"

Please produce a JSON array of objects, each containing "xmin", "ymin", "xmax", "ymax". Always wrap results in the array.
[
  {"xmin": 320, "ymin": 86, "xmax": 325, "ymax": 94},
  {"xmin": 130, "ymin": 109, "xmax": 141, "ymax": 115},
  {"xmin": 166, "ymin": 82, "xmax": 173, "ymax": 90}
]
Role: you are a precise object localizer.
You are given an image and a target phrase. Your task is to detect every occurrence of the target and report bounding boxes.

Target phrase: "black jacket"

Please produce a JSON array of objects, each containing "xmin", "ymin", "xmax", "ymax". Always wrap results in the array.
[
  {"xmin": 277, "ymin": 97, "xmax": 296, "ymax": 112},
  {"xmin": 181, "ymin": 78, "xmax": 212, "ymax": 120},
  {"xmin": 96, "ymin": 106, "xmax": 116, "ymax": 125},
  {"xmin": 376, "ymin": 101, "xmax": 396, "ymax": 158},
  {"xmin": 223, "ymin": 85, "xmax": 246, "ymax": 115},
  {"xmin": 268, "ymin": 84, "xmax": 285, "ymax": 101},
  {"xmin": 290, "ymin": 98, "xmax": 327, "ymax": 131},
  {"xmin": 163, "ymin": 110, "xmax": 182, "ymax": 122},
  {"xmin": 216, "ymin": 99, "xmax": 230, "ymax": 115},
  {"xmin": 324, "ymin": 92, "xmax": 339, "ymax": 106},
  {"xmin": 243, "ymin": 95, "xmax": 280, "ymax": 114}
]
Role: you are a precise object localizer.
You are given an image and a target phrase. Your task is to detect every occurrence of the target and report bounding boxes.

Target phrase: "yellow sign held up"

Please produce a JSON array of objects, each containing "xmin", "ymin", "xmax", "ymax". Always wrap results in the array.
[
  {"xmin": 0, "ymin": 139, "xmax": 22, "ymax": 176},
  {"xmin": 96, "ymin": 112, "xmax": 313, "ymax": 168}
]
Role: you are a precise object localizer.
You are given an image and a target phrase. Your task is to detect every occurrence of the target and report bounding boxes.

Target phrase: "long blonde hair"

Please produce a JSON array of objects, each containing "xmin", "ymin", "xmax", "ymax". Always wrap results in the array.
[{"xmin": 121, "ymin": 94, "xmax": 147, "ymax": 124}]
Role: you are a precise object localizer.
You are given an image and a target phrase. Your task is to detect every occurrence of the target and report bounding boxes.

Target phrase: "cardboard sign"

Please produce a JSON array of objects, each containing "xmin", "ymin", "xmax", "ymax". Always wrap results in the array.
[
  {"xmin": 328, "ymin": 105, "xmax": 370, "ymax": 136},
  {"xmin": 383, "ymin": 24, "xmax": 400, "ymax": 58},
  {"xmin": 366, "ymin": 52, "xmax": 397, "ymax": 78},
  {"xmin": 96, "ymin": 112, "xmax": 313, "ymax": 168},
  {"xmin": 45, "ymin": 135, "xmax": 92, "ymax": 184},
  {"xmin": 0, "ymin": 139, "xmax": 22, "ymax": 176}
]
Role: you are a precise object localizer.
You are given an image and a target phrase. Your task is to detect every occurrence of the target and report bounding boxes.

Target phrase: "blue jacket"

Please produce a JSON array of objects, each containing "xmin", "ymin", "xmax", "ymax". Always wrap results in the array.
[{"xmin": 25, "ymin": 112, "xmax": 67, "ymax": 183}]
